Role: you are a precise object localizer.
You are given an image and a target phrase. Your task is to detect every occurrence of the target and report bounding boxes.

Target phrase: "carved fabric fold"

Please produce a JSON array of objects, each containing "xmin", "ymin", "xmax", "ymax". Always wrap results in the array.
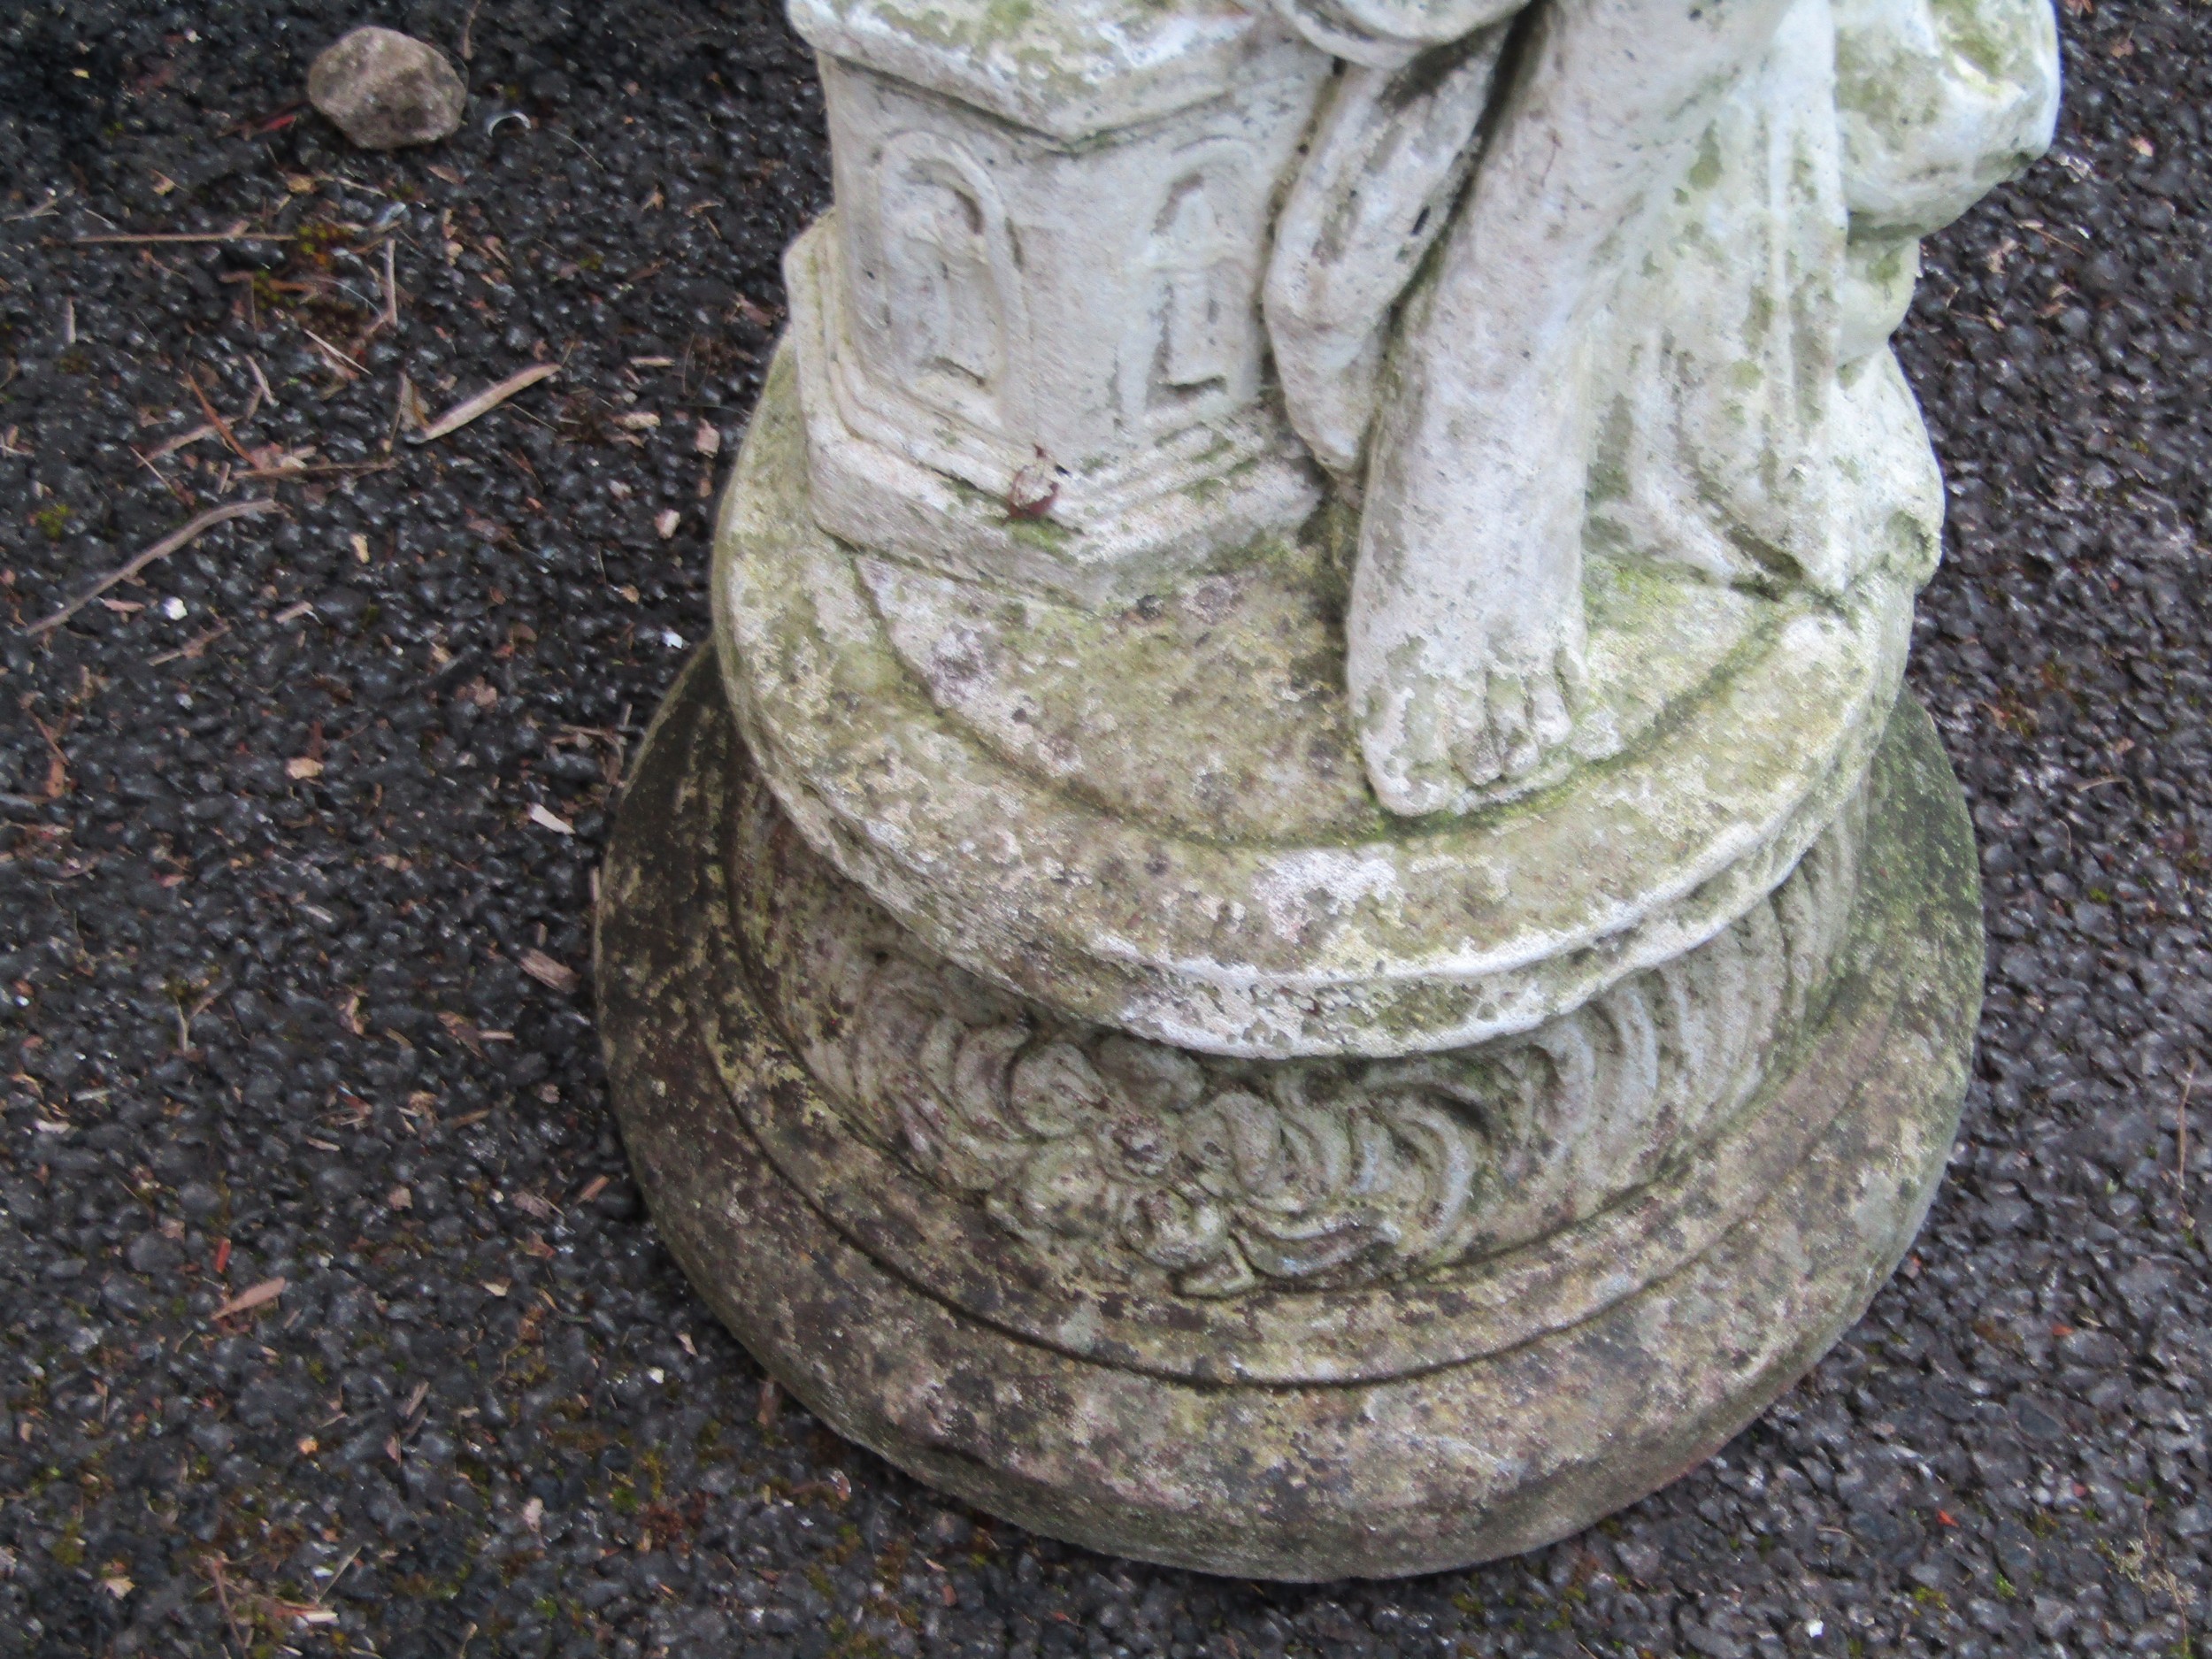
[{"xmin": 1264, "ymin": 31, "xmax": 1508, "ymax": 479}]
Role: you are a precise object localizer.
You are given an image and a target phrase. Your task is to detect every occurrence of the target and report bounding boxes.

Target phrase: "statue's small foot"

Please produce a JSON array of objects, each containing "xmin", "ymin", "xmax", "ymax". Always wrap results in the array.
[{"xmin": 1355, "ymin": 641, "xmax": 1588, "ymax": 817}]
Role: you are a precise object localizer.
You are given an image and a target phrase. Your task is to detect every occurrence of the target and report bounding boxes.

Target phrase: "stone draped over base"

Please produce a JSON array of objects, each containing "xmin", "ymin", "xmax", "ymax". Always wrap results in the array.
[{"xmin": 595, "ymin": 657, "xmax": 1983, "ymax": 1578}]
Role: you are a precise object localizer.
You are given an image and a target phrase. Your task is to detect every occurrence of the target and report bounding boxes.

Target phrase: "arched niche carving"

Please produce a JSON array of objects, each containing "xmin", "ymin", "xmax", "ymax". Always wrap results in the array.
[
  {"xmin": 1120, "ymin": 143, "xmax": 1260, "ymax": 434},
  {"xmin": 866, "ymin": 131, "xmax": 1026, "ymax": 438}
]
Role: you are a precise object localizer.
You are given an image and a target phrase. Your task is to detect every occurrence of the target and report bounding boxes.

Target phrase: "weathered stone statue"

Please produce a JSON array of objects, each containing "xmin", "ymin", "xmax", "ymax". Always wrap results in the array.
[{"xmin": 597, "ymin": 0, "xmax": 2058, "ymax": 1577}]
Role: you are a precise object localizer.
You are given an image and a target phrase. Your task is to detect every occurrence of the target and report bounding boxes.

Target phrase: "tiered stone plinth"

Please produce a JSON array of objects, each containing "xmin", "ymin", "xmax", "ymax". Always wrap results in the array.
[
  {"xmin": 595, "ymin": 349, "xmax": 1985, "ymax": 1578},
  {"xmin": 598, "ymin": 658, "xmax": 1978, "ymax": 1577}
]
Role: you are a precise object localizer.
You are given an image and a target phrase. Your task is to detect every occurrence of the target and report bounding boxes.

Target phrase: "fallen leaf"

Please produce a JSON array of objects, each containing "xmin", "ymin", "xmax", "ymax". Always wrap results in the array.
[
  {"xmin": 388, "ymin": 1186, "xmax": 413, "ymax": 1210},
  {"xmin": 102, "ymin": 1575, "xmax": 133, "ymax": 1599},
  {"xmin": 212, "ymin": 1277, "xmax": 286, "ymax": 1320},
  {"xmin": 396, "ymin": 373, "xmax": 431, "ymax": 437},
  {"xmin": 483, "ymin": 1279, "xmax": 511, "ymax": 1298},
  {"xmin": 616, "ymin": 411, "xmax": 661, "ymax": 431},
  {"xmin": 519, "ymin": 949, "xmax": 579, "ymax": 995},
  {"xmin": 694, "ymin": 421, "xmax": 721, "ymax": 457},
  {"xmin": 1006, "ymin": 456, "xmax": 1059, "ymax": 521},
  {"xmin": 526, "ymin": 803, "xmax": 574, "ymax": 835},
  {"xmin": 654, "ymin": 509, "xmax": 680, "ymax": 540}
]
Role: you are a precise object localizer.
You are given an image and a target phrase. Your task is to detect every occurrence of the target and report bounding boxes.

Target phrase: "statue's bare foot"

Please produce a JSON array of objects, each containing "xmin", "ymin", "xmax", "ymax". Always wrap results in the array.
[
  {"xmin": 1352, "ymin": 627, "xmax": 1587, "ymax": 817},
  {"xmin": 1341, "ymin": 0, "xmax": 1798, "ymax": 818}
]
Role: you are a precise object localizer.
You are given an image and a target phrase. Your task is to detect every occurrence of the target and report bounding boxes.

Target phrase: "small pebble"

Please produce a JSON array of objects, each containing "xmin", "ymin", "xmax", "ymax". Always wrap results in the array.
[{"xmin": 308, "ymin": 27, "xmax": 467, "ymax": 150}]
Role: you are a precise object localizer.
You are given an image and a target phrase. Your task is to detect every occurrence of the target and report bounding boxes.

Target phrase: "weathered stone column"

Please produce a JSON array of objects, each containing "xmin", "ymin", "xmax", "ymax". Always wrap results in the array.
[{"xmin": 597, "ymin": 0, "xmax": 2060, "ymax": 1577}]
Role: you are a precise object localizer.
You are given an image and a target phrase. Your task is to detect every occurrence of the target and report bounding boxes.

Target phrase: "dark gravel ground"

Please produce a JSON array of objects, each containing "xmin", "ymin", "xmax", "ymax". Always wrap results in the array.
[{"xmin": 1, "ymin": 1, "xmax": 2208, "ymax": 1655}]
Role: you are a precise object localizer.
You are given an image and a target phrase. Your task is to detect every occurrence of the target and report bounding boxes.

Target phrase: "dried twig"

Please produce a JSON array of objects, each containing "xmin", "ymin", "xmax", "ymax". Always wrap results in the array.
[
  {"xmin": 75, "ymin": 224, "xmax": 276, "ymax": 246},
  {"xmin": 146, "ymin": 422, "xmax": 218, "ymax": 461},
  {"xmin": 2181, "ymin": 1059, "xmax": 2196, "ymax": 1199},
  {"xmin": 320, "ymin": 1544, "xmax": 362, "ymax": 1600},
  {"xmin": 4, "ymin": 189, "xmax": 68, "ymax": 223},
  {"xmin": 149, "ymin": 620, "xmax": 232, "ymax": 666},
  {"xmin": 129, "ymin": 444, "xmax": 195, "ymax": 508},
  {"xmin": 183, "ymin": 373, "xmax": 252, "ymax": 461},
  {"xmin": 299, "ymin": 326, "xmax": 366, "ymax": 377},
  {"xmin": 237, "ymin": 458, "xmax": 395, "ymax": 482},
  {"xmin": 411, "ymin": 363, "xmax": 561, "ymax": 443},
  {"xmin": 203, "ymin": 1555, "xmax": 250, "ymax": 1657},
  {"xmin": 26, "ymin": 499, "xmax": 280, "ymax": 635}
]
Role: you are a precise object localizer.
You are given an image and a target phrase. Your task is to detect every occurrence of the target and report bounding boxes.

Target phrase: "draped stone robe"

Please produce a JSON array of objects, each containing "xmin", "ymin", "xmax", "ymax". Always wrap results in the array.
[{"xmin": 1263, "ymin": 0, "xmax": 2061, "ymax": 816}]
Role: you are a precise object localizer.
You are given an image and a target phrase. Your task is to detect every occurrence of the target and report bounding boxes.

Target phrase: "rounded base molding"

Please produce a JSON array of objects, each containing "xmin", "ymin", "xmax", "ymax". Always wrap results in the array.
[{"xmin": 595, "ymin": 657, "xmax": 1983, "ymax": 1579}]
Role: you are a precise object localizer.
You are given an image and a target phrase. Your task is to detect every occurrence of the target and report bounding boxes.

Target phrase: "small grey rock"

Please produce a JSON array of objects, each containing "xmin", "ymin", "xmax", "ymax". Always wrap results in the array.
[
  {"xmin": 126, "ymin": 1231, "xmax": 182, "ymax": 1274},
  {"xmin": 308, "ymin": 27, "xmax": 465, "ymax": 150}
]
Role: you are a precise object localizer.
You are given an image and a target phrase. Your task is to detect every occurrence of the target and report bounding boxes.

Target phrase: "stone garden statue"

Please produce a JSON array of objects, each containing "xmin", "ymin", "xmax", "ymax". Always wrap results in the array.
[{"xmin": 597, "ymin": 0, "xmax": 2059, "ymax": 1577}]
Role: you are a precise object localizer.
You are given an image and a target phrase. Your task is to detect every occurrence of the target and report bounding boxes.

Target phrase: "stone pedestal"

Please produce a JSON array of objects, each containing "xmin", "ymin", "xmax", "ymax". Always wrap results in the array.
[
  {"xmin": 595, "ymin": 0, "xmax": 2047, "ymax": 1579},
  {"xmin": 599, "ymin": 650, "xmax": 1978, "ymax": 1577}
]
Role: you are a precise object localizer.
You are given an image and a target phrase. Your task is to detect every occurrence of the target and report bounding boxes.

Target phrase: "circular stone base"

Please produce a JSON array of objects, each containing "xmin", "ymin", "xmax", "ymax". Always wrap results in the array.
[{"xmin": 595, "ymin": 657, "xmax": 1984, "ymax": 1579}]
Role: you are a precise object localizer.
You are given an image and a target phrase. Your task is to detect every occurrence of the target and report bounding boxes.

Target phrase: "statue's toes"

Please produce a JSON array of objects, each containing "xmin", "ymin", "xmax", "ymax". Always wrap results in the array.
[
  {"xmin": 1443, "ymin": 676, "xmax": 1509, "ymax": 791},
  {"xmin": 1448, "ymin": 655, "xmax": 1582, "ymax": 800},
  {"xmin": 1529, "ymin": 664, "xmax": 1574, "ymax": 752},
  {"xmin": 1356, "ymin": 663, "xmax": 1476, "ymax": 816}
]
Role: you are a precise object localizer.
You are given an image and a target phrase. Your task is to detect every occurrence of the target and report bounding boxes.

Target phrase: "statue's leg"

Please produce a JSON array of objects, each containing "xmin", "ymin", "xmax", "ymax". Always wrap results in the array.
[{"xmin": 1348, "ymin": 0, "xmax": 1801, "ymax": 816}]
